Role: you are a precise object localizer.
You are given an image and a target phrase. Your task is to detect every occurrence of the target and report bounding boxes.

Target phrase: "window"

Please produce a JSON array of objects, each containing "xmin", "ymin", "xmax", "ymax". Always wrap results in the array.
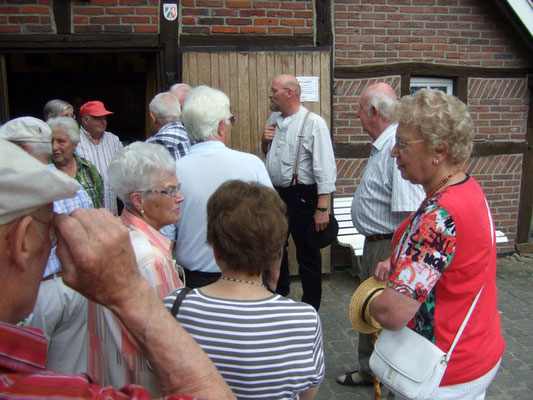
[{"xmin": 410, "ymin": 77, "xmax": 453, "ymax": 95}]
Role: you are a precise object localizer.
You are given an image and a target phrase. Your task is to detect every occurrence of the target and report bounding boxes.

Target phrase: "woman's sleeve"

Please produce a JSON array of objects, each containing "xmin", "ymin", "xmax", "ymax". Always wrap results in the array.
[{"xmin": 388, "ymin": 204, "xmax": 457, "ymax": 302}]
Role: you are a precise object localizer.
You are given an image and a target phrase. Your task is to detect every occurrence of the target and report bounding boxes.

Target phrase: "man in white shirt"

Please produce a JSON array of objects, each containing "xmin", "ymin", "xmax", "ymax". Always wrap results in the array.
[
  {"xmin": 261, "ymin": 74, "xmax": 337, "ymax": 311},
  {"xmin": 337, "ymin": 83, "xmax": 425, "ymax": 387},
  {"xmin": 76, "ymin": 100, "xmax": 123, "ymax": 215},
  {"xmin": 162, "ymin": 85, "xmax": 272, "ymax": 288}
]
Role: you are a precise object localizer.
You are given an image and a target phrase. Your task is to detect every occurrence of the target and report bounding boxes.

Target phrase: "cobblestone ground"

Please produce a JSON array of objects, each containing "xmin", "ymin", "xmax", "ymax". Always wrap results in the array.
[{"xmin": 287, "ymin": 253, "xmax": 533, "ymax": 400}]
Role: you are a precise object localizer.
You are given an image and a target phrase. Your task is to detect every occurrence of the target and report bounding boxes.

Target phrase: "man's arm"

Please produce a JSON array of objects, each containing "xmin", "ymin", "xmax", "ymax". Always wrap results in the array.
[
  {"xmin": 261, "ymin": 123, "xmax": 276, "ymax": 155},
  {"xmin": 314, "ymin": 193, "xmax": 331, "ymax": 232},
  {"xmin": 54, "ymin": 209, "xmax": 235, "ymax": 400}
]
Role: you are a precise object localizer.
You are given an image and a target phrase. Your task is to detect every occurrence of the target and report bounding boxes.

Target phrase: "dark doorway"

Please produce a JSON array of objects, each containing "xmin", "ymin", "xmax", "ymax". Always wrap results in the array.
[{"xmin": 5, "ymin": 52, "xmax": 157, "ymax": 143}]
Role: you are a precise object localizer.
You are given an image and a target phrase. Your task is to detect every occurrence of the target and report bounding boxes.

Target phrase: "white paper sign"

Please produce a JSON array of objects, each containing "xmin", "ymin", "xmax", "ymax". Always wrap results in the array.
[{"xmin": 297, "ymin": 76, "xmax": 319, "ymax": 102}]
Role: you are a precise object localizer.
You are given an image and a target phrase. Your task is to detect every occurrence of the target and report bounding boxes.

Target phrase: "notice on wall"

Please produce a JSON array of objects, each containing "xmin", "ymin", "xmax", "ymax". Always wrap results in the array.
[{"xmin": 297, "ymin": 76, "xmax": 319, "ymax": 102}]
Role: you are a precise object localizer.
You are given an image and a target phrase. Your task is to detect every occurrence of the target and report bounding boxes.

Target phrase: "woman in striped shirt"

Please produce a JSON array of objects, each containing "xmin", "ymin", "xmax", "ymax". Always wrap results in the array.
[
  {"xmin": 88, "ymin": 142, "xmax": 184, "ymax": 396},
  {"xmin": 165, "ymin": 180, "xmax": 324, "ymax": 400}
]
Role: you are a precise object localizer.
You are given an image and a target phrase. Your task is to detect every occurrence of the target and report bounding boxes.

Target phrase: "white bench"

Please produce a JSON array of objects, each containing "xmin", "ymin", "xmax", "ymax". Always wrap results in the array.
[{"xmin": 333, "ymin": 197, "xmax": 365, "ymax": 278}]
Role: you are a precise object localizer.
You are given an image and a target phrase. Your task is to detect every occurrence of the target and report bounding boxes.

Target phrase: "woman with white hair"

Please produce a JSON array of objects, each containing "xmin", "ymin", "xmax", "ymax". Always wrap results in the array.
[
  {"xmin": 87, "ymin": 142, "xmax": 185, "ymax": 396},
  {"xmin": 43, "ymin": 99, "xmax": 74, "ymax": 120},
  {"xmin": 48, "ymin": 116, "xmax": 103, "ymax": 208}
]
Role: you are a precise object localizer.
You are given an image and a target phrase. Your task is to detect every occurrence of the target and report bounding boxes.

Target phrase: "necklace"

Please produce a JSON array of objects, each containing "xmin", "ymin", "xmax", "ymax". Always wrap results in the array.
[
  {"xmin": 220, "ymin": 276, "xmax": 267, "ymax": 289},
  {"xmin": 426, "ymin": 168, "xmax": 462, "ymax": 199}
]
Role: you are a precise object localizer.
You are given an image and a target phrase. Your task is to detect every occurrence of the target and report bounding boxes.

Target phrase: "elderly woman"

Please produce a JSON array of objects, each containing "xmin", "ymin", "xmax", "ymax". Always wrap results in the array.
[
  {"xmin": 43, "ymin": 99, "xmax": 75, "ymax": 120},
  {"xmin": 369, "ymin": 89, "xmax": 505, "ymax": 399},
  {"xmin": 47, "ymin": 116, "xmax": 104, "ymax": 208},
  {"xmin": 164, "ymin": 180, "xmax": 324, "ymax": 400},
  {"xmin": 87, "ymin": 142, "xmax": 184, "ymax": 396}
]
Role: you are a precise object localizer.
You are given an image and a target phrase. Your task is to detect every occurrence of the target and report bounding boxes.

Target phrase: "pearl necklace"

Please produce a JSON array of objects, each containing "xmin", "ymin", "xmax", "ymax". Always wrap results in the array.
[
  {"xmin": 220, "ymin": 276, "xmax": 267, "ymax": 289},
  {"xmin": 426, "ymin": 168, "xmax": 462, "ymax": 200}
]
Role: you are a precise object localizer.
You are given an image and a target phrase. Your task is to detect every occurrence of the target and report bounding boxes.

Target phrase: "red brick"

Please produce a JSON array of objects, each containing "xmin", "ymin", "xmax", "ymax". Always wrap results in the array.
[
  {"xmin": 181, "ymin": 0, "xmax": 194, "ymax": 5},
  {"xmin": 151, "ymin": 15, "xmax": 157, "ymax": 23},
  {"xmin": 9, "ymin": 15, "xmax": 39, "ymax": 23},
  {"xmin": 73, "ymin": 7, "xmax": 105, "ymax": 15},
  {"xmin": 280, "ymin": 19, "xmax": 305, "ymax": 26},
  {"xmin": 212, "ymin": 26, "xmax": 238, "ymax": 33},
  {"xmin": 40, "ymin": 15, "xmax": 50, "ymax": 23},
  {"xmin": 226, "ymin": 18, "xmax": 252, "ymax": 25},
  {"xmin": 23, "ymin": 24, "xmax": 52, "ymax": 32},
  {"xmin": 212, "ymin": 9, "xmax": 238, "ymax": 16},
  {"xmin": 266, "ymin": 10, "xmax": 292, "ymax": 17},
  {"xmin": 182, "ymin": 17, "xmax": 195, "ymax": 25},
  {"xmin": 197, "ymin": 0, "xmax": 223, "ymax": 6},
  {"xmin": 0, "ymin": 6, "xmax": 20, "ymax": 13},
  {"xmin": 253, "ymin": 1, "xmax": 279, "ymax": 9},
  {"xmin": 254, "ymin": 18, "xmax": 278, "ymax": 26},
  {"xmin": 0, "ymin": 25, "xmax": 21, "ymax": 33},
  {"xmin": 89, "ymin": 16, "xmax": 120, "ymax": 24},
  {"xmin": 92, "ymin": 0, "xmax": 118, "ymax": 5},
  {"xmin": 74, "ymin": 25, "xmax": 103, "ymax": 33},
  {"xmin": 182, "ymin": 8, "xmax": 208, "ymax": 16},
  {"xmin": 104, "ymin": 24, "xmax": 133, "ymax": 32},
  {"xmin": 281, "ymin": 2, "xmax": 306, "ymax": 10},
  {"xmin": 122, "ymin": 16, "xmax": 150, "ymax": 23},
  {"xmin": 240, "ymin": 26, "xmax": 266, "ymax": 34},
  {"xmin": 106, "ymin": 7, "xmax": 132, "ymax": 15},
  {"xmin": 294, "ymin": 27, "xmax": 313, "ymax": 35},
  {"xmin": 119, "ymin": 0, "xmax": 146, "ymax": 5},
  {"xmin": 268, "ymin": 27, "xmax": 291, "ymax": 34},
  {"xmin": 240, "ymin": 9, "xmax": 265, "ymax": 17},
  {"xmin": 39, "ymin": 0, "xmax": 51, "ymax": 4},
  {"xmin": 74, "ymin": 16, "xmax": 88, "ymax": 23},
  {"xmin": 136, "ymin": 7, "xmax": 158, "ymax": 15},
  {"xmin": 133, "ymin": 24, "xmax": 157, "ymax": 32},
  {"xmin": 226, "ymin": 1, "xmax": 251, "ymax": 7},
  {"xmin": 198, "ymin": 17, "xmax": 224, "ymax": 25},
  {"xmin": 21, "ymin": 5, "xmax": 48, "ymax": 13}
]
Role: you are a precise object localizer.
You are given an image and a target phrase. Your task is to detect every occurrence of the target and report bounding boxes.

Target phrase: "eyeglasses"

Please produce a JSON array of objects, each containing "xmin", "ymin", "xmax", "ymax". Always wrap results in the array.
[
  {"xmin": 32, "ymin": 212, "xmax": 58, "ymax": 247},
  {"xmin": 269, "ymin": 87, "xmax": 290, "ymax": 95},
  {"xmin": 395, "ymin": 138, "xmax": 425, "ymax": 149},
  {"xmin": 145, "ymin": 183, "xmax": 182, "ymax": 198},
  {"xmin": 229, "ymin": 115, "xmax": 236, "ymax": 125}
]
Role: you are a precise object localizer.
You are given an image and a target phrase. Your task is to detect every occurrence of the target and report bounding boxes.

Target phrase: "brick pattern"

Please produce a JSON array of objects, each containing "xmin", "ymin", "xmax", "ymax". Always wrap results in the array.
[
  {"xmin": 469, "ymin": 78, "xmax": 528, "ymax": 141},
  {"xmin": 180, "ymin": 0, "xmax": 314, "ymax": 36},
  {"xmin": 0, "ymin": 0, "xmax": 159, "ymax": 34},
  {"xmin": 334, "ymin": 0, "xmax": 529, "ymax": 68}
]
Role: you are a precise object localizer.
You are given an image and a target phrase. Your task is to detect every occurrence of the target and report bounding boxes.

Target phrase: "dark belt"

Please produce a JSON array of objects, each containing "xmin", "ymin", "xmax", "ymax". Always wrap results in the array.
[
  {"xmin": 42, "ymin": 272, "xmax": 62, "ymax": 281},
  {"xmin": 366, "ymin": 233, "xmax": 394, "ymax": 243}
]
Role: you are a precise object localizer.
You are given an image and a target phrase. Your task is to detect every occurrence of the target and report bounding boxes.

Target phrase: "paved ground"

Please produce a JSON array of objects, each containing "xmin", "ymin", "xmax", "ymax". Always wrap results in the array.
[{"xmin": 287, "ymin": 253, "xmax": 533, "ymax": 399}]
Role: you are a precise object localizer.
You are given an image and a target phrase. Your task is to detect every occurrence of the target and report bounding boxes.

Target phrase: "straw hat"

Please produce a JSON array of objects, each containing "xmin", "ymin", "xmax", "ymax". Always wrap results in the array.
[{"xmin": 348, "ymin": 277, "xmax": 387, "ymax": 334}]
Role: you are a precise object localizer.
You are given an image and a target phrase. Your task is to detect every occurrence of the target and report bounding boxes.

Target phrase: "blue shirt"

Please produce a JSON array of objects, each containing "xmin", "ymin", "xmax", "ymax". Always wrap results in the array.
[
  {"xmin": 161, "ymin": 141, "xmax": 272, "ymax": 273},
  {"xmin": 146, "ymin": 121, "xmax": 192, "ymax": 160}
]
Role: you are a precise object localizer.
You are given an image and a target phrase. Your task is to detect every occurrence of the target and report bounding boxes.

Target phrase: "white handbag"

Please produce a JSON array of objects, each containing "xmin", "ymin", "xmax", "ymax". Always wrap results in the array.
[{"xmin": 369, "ymin": 286, "xmax": 484, "ymax": 400}]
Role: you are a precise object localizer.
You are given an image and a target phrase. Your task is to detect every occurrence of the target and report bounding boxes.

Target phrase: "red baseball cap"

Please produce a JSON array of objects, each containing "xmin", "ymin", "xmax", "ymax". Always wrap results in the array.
[{"xmin": 80, "ymin": 101, "xmax": 114, "ymax": 117}]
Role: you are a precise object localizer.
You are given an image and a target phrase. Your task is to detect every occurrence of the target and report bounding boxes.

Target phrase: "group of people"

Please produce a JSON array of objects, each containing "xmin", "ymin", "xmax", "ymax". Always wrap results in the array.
[{"xmin": 0, "ymin": 73, "xmax": 504, "ymax": 400}]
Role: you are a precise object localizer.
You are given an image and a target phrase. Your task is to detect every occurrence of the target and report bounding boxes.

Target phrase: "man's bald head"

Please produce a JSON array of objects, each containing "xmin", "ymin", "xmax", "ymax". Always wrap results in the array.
[{"xmin": 361, "ymin": 82, "xmax": 397, "ymax": 123}]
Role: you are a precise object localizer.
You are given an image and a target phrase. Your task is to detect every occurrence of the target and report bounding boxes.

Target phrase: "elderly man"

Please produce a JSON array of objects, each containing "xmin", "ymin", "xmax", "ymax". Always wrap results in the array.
[
  {"xmin": 76, "ymin": 100, "xmax": 123, "ymax": 215},
  {"xmin": 162, "ymin": 85, "xmax": 272, "ymax": 289},
  {"xmin": 0, "ymin": 116, "xmax": 93, "ymax": 374},
  {"xmin": 146, "ymin": 91, "xmax": 191, "ymax": 160},
  {"xmin": 0, "ymin": 138, "xmax": 234, "ymax": 400},
  {"xmin": 261, "ymin": 74, "xmax": 337, "ymax": 311},
  {"xmin": 336, "ymin": 83, "xmax": 425, "ymax": 387}
]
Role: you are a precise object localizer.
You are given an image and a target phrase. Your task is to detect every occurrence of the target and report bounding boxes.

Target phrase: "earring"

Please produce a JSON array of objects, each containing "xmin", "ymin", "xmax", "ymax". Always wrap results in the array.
[
  {"xmin": 434, "ymin": 159, "xmax": 439, "ymax": 165},
  {"xmin": 140, "ymin": 207, "xmax": 145, "ymax": 214}
]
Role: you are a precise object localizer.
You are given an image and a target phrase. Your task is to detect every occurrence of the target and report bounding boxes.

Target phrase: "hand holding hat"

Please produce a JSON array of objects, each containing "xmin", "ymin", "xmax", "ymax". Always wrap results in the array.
[{"xmin": 349, "ymin": 277, "xmax": 387, "ymax": 334}]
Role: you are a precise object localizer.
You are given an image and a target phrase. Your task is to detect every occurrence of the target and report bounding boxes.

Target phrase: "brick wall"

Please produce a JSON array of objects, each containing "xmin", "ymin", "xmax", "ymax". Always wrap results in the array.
[
  {"xmin": 180, "ymin": 0, "xmax": 314, "ymax": 36},
  {"xmin": 0, "ymin": 0, "xmax": 159, "ymax": 34},
  {"xmin": 334, "ymin": 0, "xmax": 529, "ymax": 68}
]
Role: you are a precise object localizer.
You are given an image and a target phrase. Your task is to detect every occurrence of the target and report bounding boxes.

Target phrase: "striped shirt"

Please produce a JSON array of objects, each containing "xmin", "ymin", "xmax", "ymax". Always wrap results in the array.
[
  {"xmin": 146, "ymin": 121, "xmax": 191, "ymax": 160},
  {"xmin": 164, "ymin": 288, "xmax": 324, "ymax": 400},
  {"xmin": 0, "ymin": 322, "xmax": 195, "ymax": 400},
  {"xmin": 351, "ymin": 123, "xmax": 425, "ymax": 237},
  {"xmin": 74, "ymin": 153, "xmax": 104, "ymax": 208},
  {"xmin": 76, "ymin": 126, "xmax": 123, "ymax": 215},
  {"xmin": 88, "ymin": 209, "xmax": 183, "ymax": 396}
]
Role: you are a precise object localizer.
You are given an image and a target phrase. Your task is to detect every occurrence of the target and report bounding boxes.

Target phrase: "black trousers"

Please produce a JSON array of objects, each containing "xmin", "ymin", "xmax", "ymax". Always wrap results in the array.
[{"xmin": 275, "ymin": 184, "xmax": 322, "ymax": 311}]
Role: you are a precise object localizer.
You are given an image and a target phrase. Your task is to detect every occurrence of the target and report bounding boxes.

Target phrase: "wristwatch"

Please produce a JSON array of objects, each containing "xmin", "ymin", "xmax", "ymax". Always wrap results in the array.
[{"xmin": 316, "ymin": 207, "xmax": 328, "ymax": 212}]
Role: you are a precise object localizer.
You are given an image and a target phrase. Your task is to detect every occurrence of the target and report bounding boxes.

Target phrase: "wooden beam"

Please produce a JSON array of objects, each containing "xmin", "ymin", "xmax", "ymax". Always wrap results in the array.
[
  {"xmin": 52, "ymin": 0, "xmax": 71, "ymax": 34},
  {"xmin": 335, "ymin": 63, "xmax": 532, "ymax": 79},
  {"xmin": 315, "ymin": 0, "xmax": 332, "ymax": 47},
  {"xmin": 160, "ymin": 5, "xmax": 179, "ymax": 89},
  {"xmin": 179, "ymin": 34, "xmax": 314, "ymax": 47},
  {"xmin": 0, "ymin": 34, "xmax": 159, "ymax": 51},
  {"xmin": 333, "ymin": 140, "xmax": 526, "ymax": 160},
  {"xmin": 515, "ymin": 74, "xmax": 533, "ymax": 244},
  {"xmin": 455, "ymin": 76, "xmax": 468, "ymax": 104},
  {"xmin": 400, "ymin": 74, "xmax": 410, "ymax": 97}
]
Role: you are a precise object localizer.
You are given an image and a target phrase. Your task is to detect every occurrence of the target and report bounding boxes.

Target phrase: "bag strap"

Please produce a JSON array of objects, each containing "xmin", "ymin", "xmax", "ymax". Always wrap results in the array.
[
  {"xmin": 290, "ymin": 110, "xmax": 311, "ymax": 186},
  {"xmin": 445, "ymin": 285, "xmax": 484, "ymax": 362},
  {"xmin": 170, "ymin": 287, "xmax": 192, "ymax": 317}
]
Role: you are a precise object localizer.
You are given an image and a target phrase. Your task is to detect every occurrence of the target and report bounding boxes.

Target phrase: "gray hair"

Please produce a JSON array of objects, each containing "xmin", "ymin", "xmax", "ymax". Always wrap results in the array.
[
  {"xmin": 366, "ymin": 91, "xmax": 396, "ymax": 122},
  {"xmin": 170, "ymin": 83, "xmax": 192, "ymax": 106},
  {"xmin": 17, "ymin": 142, "xmax": 51, "ymax": 159},
  {"xmin": 149, "ymin": 92, "xmax": 181, "ymax": 125},
  {"xmin": 394, "ymin": 88, "xmax": 474, "ymax": 164},
  {"xmin": 107, "ymin": 142, "xmax": 176, "ymax": 209},
  {"xmin": 182, "ymin": 85, "xmax": 231, "ymax": 142},
  {"xmin": 47, "ymin": 116, "xmax": 80, "ymax": 144},
  {"xmin": 43, "ymin": 99, "xmax": 73, "ymax": 121}
]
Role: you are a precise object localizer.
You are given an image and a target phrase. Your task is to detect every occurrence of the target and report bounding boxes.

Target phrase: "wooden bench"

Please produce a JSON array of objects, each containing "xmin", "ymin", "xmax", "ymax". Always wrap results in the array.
[{"xmin": 333, "ymin": 196, "xmax": 510, "ymax": 277}]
